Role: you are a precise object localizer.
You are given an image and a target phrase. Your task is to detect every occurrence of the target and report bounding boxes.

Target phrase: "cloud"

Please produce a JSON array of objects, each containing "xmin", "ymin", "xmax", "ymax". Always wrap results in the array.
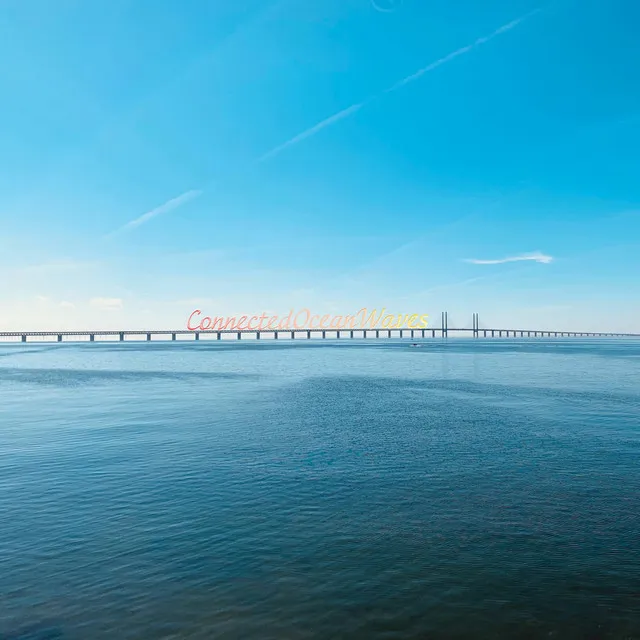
[
  {"xmin": 391, "ymin": 276, "xmax": 490, "ymax": 303},
  {"xmin": 17, "ymin": 259, "xmax": 96, "ymax": 275},
  {"xmin": 522, "ymin": 304, "xmax": 573, "ymax": 312},
  {"xmin": 59, "ymin": 301, "xmax": 76, "ymax": 310},
  {"xmin": 107, "ymin": 190, "xmax": 202, "ymax": 236},
  {"xmin": 90, "ymin": 297, "xmax": 123, "ymax": 311},
  {"xmin": 291, "ymin": 288, "xmax": 315, "ymax": 296},
  {"xmin": 464, "ymin": 251, "xmax": 553, "ymax": 265},
  {"xmin": 173, "ymin": 297, "xmax": 222, "ymax": 307}
]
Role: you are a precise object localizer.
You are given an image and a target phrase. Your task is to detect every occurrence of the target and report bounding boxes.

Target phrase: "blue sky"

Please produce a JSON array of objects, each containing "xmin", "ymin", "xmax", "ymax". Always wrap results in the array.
[{"xmin": 1, "ymin": 0, "xmax": 639, "ymax": 332}]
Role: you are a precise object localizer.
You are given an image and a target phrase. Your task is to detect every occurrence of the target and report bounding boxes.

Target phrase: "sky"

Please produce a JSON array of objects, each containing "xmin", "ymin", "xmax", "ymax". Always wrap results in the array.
[{"xmin": 1, "ymin": 0, "xmax": 639, "ymax": 333}]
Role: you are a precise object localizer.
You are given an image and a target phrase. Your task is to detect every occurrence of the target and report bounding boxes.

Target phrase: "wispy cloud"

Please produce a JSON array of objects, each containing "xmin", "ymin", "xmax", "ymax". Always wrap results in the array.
[
  {"xmin": 335, "ymin": 212, "xmax": 482, "ymax": 284},
  {"xmin": 16, "ymin": 259, "xmax": 97, "ymax": 275},
  {"xmin": 107, "ymin": 190, "xmax": 202, "ymax": 236},
  {"xmin": 464, "ymin": 251, "xmax": 553, "ymax": 265},
  {"xmin": 173, "ymin": 297, "xmax": 222, "ymax": 307},
  {"xmin": 32, "ymin": 297, "xmax": 76, "ymax": 310},
  {"xmin": 90, "ymin": 297, "xmax": 123, "ymax": 311},
  {"xmin": 391, "ymin": 276, "xmax": 489, "ymax": 302},
  {"xmin": 521, "ymin": 304, "xmax": 572, "ymax": 312}
]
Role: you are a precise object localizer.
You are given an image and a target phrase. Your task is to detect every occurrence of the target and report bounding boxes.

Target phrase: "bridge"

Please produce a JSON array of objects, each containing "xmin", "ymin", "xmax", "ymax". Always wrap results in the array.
[{"xmin": 0, "ymin": 313, "xmax": 638, "ymax": 342}]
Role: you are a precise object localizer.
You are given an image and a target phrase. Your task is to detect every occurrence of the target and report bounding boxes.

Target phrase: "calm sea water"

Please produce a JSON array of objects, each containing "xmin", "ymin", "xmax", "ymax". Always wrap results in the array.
[{"xmin": 0, "ymin": 339, "xmax": 639, "ymax": 639}]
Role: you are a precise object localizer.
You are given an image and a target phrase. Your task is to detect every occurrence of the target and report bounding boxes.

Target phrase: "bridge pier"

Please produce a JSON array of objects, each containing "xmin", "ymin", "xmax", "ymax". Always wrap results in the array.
[{"xmin": 7, "ymin": 322, "xmax": 637, "ymax": 345}]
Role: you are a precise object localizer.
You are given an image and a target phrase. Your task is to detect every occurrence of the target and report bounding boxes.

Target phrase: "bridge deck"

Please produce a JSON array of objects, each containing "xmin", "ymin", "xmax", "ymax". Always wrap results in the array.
[{"xmin": 0, "ymin": 327, "xmax": 638, "ymax": 341}]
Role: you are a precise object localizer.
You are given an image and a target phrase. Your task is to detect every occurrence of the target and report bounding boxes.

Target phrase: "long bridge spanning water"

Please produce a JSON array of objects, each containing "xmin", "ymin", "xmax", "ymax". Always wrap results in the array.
[{"xmin": 1, "ymin": 313, "xmax": 638, "ymax": 342}]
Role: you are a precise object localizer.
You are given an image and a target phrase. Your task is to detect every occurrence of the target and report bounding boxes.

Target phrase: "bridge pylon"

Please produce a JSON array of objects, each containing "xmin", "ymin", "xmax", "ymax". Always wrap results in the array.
[
  {"xmin": 440, "ymin": 311, "xmax": 449, "ymax": 338},
  {"xmin": 472, "ymin": 312, "xmax": 479, "ymax": 338}
]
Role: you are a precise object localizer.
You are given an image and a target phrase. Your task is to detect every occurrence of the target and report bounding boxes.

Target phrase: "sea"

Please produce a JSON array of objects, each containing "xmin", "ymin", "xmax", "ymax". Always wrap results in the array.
[{"xmin": 0, "ymin": 338, "xmax": 639, "ymax": 639}]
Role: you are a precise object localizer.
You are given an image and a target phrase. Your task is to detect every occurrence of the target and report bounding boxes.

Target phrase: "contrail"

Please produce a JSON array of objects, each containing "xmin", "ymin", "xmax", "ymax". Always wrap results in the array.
[
  {"xmin": 106, "ymin": 190, "xmax": 202, "ymax": 237},
  {"xmin": 258, "ymin": 9, "xmax": 540, "ymax": 162},
  {"xmin": 256, "ymin": 103, "xmax": 366, "ymax": 163},
  {"xmin": 464, "ymin": 251, "xmax": 553, "ymax": 265},
  {"xmin": 383, "ymin": 12, "xmax": 540, "ymax": 93},
  {"xmin": 117, "ymin": 9, "xmax": 540, "ymax": 231}
]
